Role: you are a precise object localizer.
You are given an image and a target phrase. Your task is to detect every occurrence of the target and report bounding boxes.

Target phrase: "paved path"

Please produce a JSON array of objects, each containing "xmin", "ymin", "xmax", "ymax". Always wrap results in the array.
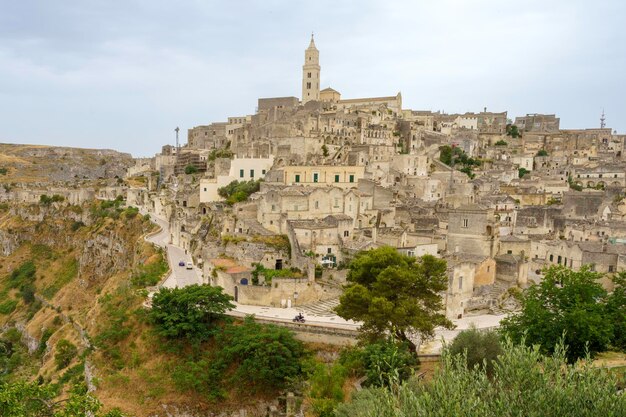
[{"xmin": 139, "ymin": 207, "xmax": 507, "ymax": 352}]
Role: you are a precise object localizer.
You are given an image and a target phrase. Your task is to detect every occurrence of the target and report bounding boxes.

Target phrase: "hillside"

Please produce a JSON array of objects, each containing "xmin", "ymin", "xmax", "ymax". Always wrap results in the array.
[
  {"xmin": 0, "ymin": 200, "xmax": 316, "ymax": 416},
  {"xmin": 0, "ymin": 143, "xmax": 133, "ymax": 184}
]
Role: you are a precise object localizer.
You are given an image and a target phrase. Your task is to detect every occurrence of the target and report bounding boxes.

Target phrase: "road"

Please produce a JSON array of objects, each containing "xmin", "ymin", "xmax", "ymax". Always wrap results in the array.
[
  {"xmin": 142, "ymin": 211, "xmax": 203, "ymax": 288},
  {"xmin": 140, "ymin": 207, "xmax": 506, "ymax": 352}
]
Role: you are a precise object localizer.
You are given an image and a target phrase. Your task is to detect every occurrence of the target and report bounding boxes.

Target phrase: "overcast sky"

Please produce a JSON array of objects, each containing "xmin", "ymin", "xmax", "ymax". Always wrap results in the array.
[{"xmin": 1, "ymin": 0, "xmax": 624, "ymax": 156}]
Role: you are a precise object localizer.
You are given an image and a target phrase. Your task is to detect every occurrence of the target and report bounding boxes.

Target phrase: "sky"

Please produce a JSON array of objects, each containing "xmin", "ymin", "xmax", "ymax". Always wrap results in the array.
[{"xmin": 0, "ymin": 0, "xmax": 624, "ymax": 157}]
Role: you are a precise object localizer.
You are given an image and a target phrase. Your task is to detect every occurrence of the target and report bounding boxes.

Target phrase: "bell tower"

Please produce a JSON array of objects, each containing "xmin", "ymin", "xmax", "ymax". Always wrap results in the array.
[{"xmin": 301, "ymin": 33, "xmax": 320, "ymax": 104}]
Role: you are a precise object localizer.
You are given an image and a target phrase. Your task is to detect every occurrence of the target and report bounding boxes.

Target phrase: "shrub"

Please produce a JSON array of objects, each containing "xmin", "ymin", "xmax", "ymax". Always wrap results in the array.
[
  {"xmin": 39, "ymin": 194, "xmax": 65, "ymax": 205},
  {"xmin": 54, "ymin": 339, "xmax": 78, "ymax": 370},
  {"xmin": 130, "ymin": 252, "xmax": 168, "ymax": 287},
  {"xmin": 494, "ymin": 140, "xmax": 508, "ymax": 146},
  {"xmin": 184, "ymin": 165, "xmax": 198, "ymax": 175},
  {"xmin": 307, "ymin": 361, "xmax": 347, "ymax": 417},
  {"xmin": 448, "ymin": 327, "xmax": 503, "ymax": 374},
  {"xmin": 71, "ymin": 221, "xmax": 86, "ymax": 231},
  {"xmin": 0, "ymin": 300, "xmax": 18, "ymax": 315},
  {"xmin": 360, "ymin": 339, "xmax": 418, "ymax": 388}
]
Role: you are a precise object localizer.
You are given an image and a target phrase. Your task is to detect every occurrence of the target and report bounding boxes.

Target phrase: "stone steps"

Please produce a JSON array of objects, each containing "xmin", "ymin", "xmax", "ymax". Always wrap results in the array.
[{"xmin": 297, "ymin": 298, "xmax": 340, "ymax": 317}]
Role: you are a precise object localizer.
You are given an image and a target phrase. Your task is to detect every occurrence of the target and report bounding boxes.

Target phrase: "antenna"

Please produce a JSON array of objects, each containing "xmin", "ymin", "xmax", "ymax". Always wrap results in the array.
[
  {"xmin": 600, "ymin": 109, "xmax": 606, "ymax": 129},
  {"xmin": 175, "ymin": 126, "xmax": 180, "ymax": 150}
]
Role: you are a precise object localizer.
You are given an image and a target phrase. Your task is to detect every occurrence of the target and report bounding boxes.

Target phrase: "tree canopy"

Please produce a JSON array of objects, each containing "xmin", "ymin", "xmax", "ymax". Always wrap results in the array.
[
  {"xmin": 335, "ymin": 247, "xmax": 452, "ymax": 352},
  {"xmin": 218, "ymin": 179, "xmax": 261, "ymax": 205},
  {"xmin": 500, "ymin": 266, "xmax": 616, "ymax": 362},
  {"xmin": 149, "ymin": 284, "xmax": 234, "ymax": 342}
]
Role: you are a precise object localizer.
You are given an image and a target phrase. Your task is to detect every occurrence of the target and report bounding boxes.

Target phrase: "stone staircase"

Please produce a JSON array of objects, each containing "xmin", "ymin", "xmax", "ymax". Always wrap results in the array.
[
  {"xmin": 297, "ymin": 297, "xmax": 340, "ymax": 317},
  {"xmin": 244, "ymin": 219, "xmax": 275, "ymax": 236}
]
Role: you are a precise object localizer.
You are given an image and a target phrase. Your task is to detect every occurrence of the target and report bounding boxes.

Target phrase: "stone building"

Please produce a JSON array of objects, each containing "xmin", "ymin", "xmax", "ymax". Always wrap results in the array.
[
  {"xmin": 447, "ymin": 204, "xmax": 499, "ymax": 257},
  {"xmin": 514, "ymin": 113, "xmax": 560, "ymax": 132}
]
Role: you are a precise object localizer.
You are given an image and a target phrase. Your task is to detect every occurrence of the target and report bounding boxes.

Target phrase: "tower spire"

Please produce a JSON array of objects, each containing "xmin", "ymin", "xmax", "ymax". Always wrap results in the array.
[
  {"xmin": 302, "ymin": 34, "xmax": 320, "ymax": 104},
  {"xmin": 600, "ymin": 109, "xmax": 606, "ymax": 129}
]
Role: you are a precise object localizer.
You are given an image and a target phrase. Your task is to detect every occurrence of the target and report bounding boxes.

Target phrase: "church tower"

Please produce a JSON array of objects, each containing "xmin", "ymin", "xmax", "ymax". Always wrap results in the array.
[{"xmin": 301, "ymin": 34, "xmax": 320, "ymax": 104}]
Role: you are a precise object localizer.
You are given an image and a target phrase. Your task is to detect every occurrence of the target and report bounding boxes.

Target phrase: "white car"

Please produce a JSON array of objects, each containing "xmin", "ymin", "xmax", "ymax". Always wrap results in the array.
[{"xmin": 186, "ymin": 262, "xmax": 193, "ymax": 270}]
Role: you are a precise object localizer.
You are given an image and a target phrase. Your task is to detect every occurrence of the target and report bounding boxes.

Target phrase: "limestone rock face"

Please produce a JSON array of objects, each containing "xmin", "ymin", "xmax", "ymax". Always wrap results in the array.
[
  {"xmin": 0, "ymin": 144, "xmax": 133, "ymax": 183},
  {"xmin": 0, "ymin": 229, "xmax": 21, "ymax": 256},
  {"xmin": 80, "ymin": 231, "xmax": 134, "ymax": 282}
]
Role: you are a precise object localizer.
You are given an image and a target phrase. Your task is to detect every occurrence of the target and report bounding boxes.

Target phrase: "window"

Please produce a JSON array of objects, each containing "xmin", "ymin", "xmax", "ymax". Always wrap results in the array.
[
  {"xmin": 250, "ymin": 169, "xmax": 254, "ymax": 178},
  {"xmin": 262, "ymin": 169, "xmax": 266, "ymax": 175},
  {"xmin": 549, "ymin": 254, "xmax": 554, "ymax": 262},
  {"xmin": 308, "ymin": 72, "xmax": 311, "ymax": 78},
  {"xmin": 295, "ymin": 174, "xmax": 300, "ymax": 183},
  {"xmin": 315, "ymin": 201, "xmax": 319, "ymax": 209},
  {"xmin": 334, "ymin": 198, "xmax": 339, "ymax": 207},
  {"xmin": 609, "ymin": 265, "xmax": 614, "ymax": 272},
  {"xmin": 459, "ymin": 276, "xmax": 463, "ymax": 290},
  {"xmin": 462, "ymin": 219, "xmax": 469, "ymax": 228},
  {"xmin": 313, "ymin": 173, "xmax": 319, "ymax": 183},
  {"xmin": 271, "ymin": 205, "xmax": 276, "ymax": 211},
  {"xmin": 557, "ymin": 256, "xmax": 562, "ymax": 264},
  {"xmin": 203, "ymin": 187, "xmax": 207, "ymax": 192},
  {"xmin": 334, "ymin": 174, "xmax": 340, "ymax": 182},
  {"xmin": 327, "ymin": 248, "xmax": 332, "ymax": 254},
  {"xmin": 349, "ymin": 174, "xmax": 355, "ymax": 183},
  {"xmin": 343, "ymin": 231, "xmax": 349, "ymax": 237},
  {"xmin": 307, "ymin": 82, "xmax": 311, "ymax": 89},
  {"xmin": 239, "ymin": 169, "xmax": 244, "ymax": 178}
]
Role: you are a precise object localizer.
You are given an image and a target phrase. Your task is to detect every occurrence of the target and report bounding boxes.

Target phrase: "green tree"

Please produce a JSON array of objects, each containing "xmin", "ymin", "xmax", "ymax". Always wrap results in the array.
[
  {"xmin": 54, "ymin": 339, "xmax": 78, "ymax": 370},
  {"xmin": 184, "ymin": 164, "xmax": 198, "ymax": 174},
  {"xmin": 500, "ymin": 265, "xmax": 613, "ymax": 362},
  {"xmin": 335, "ymin": 247, "xmax": 453, "ymax": 352},
  {"xmin": 335, "ymin": 340, "xmax": 626, "ymax": 417},
  {"xmin": 149, "ymin": 284, "xmax": 234, "ymax": 342},
  {"xmin": 536, "ymin": 149, "xmax": 548, "ymax": 157},
  {"xmin": 518, "ymin": 167, "xmax": 530, "ymax": 178},
  {"xmin": 321, "ymin": 144, "xmax": 329, "ymax": 157},
  {"xmin": 506, "ymin": 124, "xmax": 521, "ymax": 138},
  {"xmin": 218, "ymin": 179, "xmax": 261, "ymax": 205},
  {"xmin": 216, "ymin": 317, "xmax": 306, "ymax": 391},
  {"xmin": 606, "ymin": 272, "xmax": 626, "ymax": 350},
  {"xmin": 448, "ymin": 327, "xmax": 502, "ymax": 375}
]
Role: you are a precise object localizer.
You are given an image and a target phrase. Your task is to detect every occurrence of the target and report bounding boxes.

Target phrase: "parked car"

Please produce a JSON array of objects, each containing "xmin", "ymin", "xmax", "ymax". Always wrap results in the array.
[
  {"xmin": 178, "ymin": 260, "xmax": 185, "ymax": 267},
  {"xmin": 186, "ymin": 262, "xmax": 193, "ymax": 270}
]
